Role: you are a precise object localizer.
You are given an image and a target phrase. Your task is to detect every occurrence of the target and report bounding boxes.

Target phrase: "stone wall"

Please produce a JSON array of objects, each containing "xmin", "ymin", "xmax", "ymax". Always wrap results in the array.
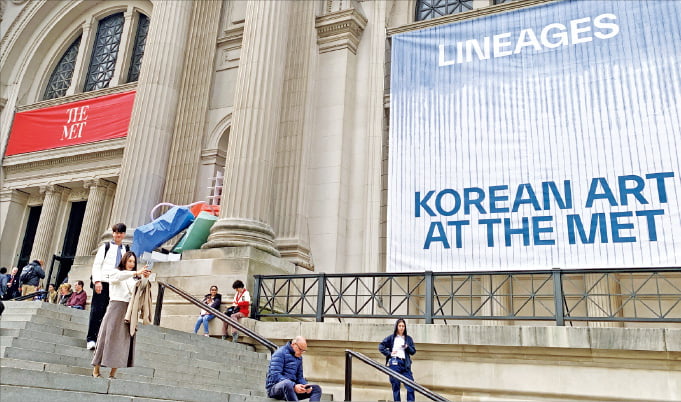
[{"xmin": 247, "ymin": 321, "xmax": 680, "ymax": 401}]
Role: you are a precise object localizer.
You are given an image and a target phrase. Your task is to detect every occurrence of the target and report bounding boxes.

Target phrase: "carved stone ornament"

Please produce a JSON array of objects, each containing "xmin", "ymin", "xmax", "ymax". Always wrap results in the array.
[{"xmin": 315, "ymin": 8, "xmax": 368, "ymax": 55}]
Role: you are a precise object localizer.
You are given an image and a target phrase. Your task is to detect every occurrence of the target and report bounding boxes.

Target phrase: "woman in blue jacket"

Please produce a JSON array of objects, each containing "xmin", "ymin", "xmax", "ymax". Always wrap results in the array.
[{"xmin": 379, "ymin": 318, "xmax": 416, "ymax": 401}]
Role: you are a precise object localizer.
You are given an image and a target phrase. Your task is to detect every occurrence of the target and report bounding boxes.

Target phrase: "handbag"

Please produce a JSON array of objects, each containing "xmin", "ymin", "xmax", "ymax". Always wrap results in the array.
[{"xmin": 225, "ymin": 305, "xmax": 239, "ymax": 316}]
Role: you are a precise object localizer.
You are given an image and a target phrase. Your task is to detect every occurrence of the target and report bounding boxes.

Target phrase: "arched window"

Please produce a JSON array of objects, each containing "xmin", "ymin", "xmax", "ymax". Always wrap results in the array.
[
  {"xmin": 42, "ymin": 10, "xmax": 150, "ymax": 101},
  {"xmin": 43, "ymin": 36, "xmax": 81, "ymax": 100},
  {"xmin": 84, "ymin": 13, "xmax": 125, "ymax": 91},
  {"xmin": 127, "ymin": 14, "xmax": 149, "ymax": 83},
  {"xmin": 415, "ymin": 0, "xmax": 473, "ymax": 21},
  {"xmin": 415, "ymin": 0, "xmax": 519, "ymax": 21}
]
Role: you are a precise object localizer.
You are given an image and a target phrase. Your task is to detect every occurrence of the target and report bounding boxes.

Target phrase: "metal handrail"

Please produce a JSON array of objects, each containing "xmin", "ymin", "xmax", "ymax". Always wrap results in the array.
[
  {"xmin": 10, "ymin": 290, "xmax": 47, "ymax": 301},
  {"xmin": 154, "ymin": 281, "xmax": 278, "ymax": 354},
  {"xmin": 344, "ymin": 349, "xmax": 448, "ymax": 401}
]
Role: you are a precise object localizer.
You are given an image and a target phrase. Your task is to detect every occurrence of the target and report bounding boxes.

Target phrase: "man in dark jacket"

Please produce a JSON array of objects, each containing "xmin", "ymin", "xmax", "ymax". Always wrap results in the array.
[
  {"xmin": 0, "ymin": 267, "xmax": 9, "ymax": 299},
  {"xmin": 5, "ymin": 267, "xmax": 21, "ymax": 300},
  {"xmin": 265, "ymin": 336, "xmax": 322, "ymax": 401},
  {"xmin": 19, "ymin": 260, "xmax": 45, "ymax": 297}
]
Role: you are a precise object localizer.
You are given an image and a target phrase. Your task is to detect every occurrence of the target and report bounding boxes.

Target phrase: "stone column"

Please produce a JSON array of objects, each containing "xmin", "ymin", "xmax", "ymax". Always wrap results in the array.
[
  {"xmin": 162, "ymin": 0, "xmax": 222, "ymax": 205},
  {"xmin": 204, "ymin": 0, "xmax": 292, "ymax": 256},
  {"xmin": 308, "ymin": 4, "xmax": 367, "ymax": 272},
  {"xmin": 585, "ymin": 273, "xmax": 624, "ymax": 328},
  {"xmin": 363, "ymin": 0, "xmax": 387, "ymax": 273},
  {"xmin": 0, "ymin": 189, "xmax": 29, "ymax": 266},
  {"xmin": 76, "ymin": 179, "xmax": 113, "ymax": 256},
  {"xmin": 30, "ymin": 185, "xmax": 70, "ymax": 264},
  {"xmin": 108, "ymin": 1, "xmax": 193, "ymax": 229},
  {"xmin": 272, "ymin": 0, "xmax": 316, "ymax": 269}
]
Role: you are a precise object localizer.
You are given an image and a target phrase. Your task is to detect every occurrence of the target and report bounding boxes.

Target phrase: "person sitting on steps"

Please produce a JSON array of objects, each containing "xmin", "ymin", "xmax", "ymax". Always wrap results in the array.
[
  {"xmin": 222, "ymin": 279, "xmax": 250, "ymax": 342},
  {"xmin": 193, "ymin": 285, "xmax": 221, "ymax": 336}
]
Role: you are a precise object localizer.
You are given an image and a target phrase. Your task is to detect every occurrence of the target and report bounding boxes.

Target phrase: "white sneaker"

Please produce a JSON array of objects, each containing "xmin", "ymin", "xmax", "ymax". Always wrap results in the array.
[{"xmin": 87, "ymin": 341, "xmax": 96, "ymax": 350}]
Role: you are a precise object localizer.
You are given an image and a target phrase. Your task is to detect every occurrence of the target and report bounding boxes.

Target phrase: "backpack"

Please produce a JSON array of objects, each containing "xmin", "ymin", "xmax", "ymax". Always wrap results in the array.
[
  {"xmin": 19, "ymin": 263, "xmax": 35, "ymax": 284},
  {"xmin": 104, "ymin": 242, "xmax": 130, "ymax": 258},
  {"xmin": 89, "ymin": 242, "xmax": 131, "ymax": 288}
]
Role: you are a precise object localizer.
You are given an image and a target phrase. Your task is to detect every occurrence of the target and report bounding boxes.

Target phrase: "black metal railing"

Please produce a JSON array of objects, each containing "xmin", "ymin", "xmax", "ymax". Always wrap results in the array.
[
  {"xmin": 344, "ymin": 350, "xmax": 447, "ymax": 401},
  {"xmin": 253, "ymin": 267, "xmax": 681, "ymax": 325},
  {"xmin": 10, "ymin": 290, "xmax": 47, "ymax": 301},
  {"xmin": 154, "ymin": 281, "xmax": 278, "ymax": 354},
  {"xmin": 45, "ymin": 254, "xmax": 74, "ymax": 290}
]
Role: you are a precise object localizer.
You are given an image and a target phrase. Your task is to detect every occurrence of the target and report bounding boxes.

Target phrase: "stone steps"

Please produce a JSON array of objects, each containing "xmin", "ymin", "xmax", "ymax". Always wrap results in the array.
[
  {"xmin": 0, "ymin": 301, "xmax": 277, "ymax": 401},
  {"xmin": 0, "ymin": 366, "xmax": 271, "ymax": 402},
  {"xmin": 1, "ymin": 329, "xmax": 268, "ymax": 379}
]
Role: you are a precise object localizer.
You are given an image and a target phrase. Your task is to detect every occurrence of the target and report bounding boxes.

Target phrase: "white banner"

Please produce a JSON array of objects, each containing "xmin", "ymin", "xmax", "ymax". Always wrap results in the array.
[{"xmin": 388, "ymin": 0, "xmax": 681, "ymax": 272}]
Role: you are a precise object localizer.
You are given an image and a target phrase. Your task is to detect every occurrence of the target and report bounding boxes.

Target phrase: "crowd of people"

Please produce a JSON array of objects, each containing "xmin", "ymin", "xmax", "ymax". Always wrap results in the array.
[
  {"xmin": 0, "ymin": 261, "xmax": 86, "ymax": 310},
  {"xmin": 0, "ymin": 261, "xmax": 45, "ymax": 300},
  {"xmin": 1, "ymin": 222, "xmax": 419, "ymax": 401}
]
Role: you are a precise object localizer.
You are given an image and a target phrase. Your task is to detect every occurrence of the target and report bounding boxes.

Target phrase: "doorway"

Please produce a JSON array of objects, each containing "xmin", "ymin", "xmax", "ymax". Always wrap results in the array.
[
  {"xmin": 53, "ymin": 201, "xmax": 86, "ymax": 285},
  {"xmin": 17, "ymin": 205, "xmax": 42, "ymax": 270}
]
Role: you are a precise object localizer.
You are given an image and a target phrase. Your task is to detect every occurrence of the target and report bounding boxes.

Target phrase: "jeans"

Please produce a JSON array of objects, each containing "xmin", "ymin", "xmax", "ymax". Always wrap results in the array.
[
  {"xmin": 268, "ymin": 379, "xmax": 322, "ymax": 401},
  {"xmin": 388, "ymin": 359, "xmax": 415, "ymax": 401},
  {"xmin": 194, "ymin": 314, "xmax": 215, "ymax": 334}
]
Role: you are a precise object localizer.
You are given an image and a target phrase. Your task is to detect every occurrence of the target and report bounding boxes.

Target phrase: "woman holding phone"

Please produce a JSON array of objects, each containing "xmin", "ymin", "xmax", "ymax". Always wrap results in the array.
[
  {"xmin": 378, "ymin": 318, "xmax": 416, "ymax": 402},
  {"xmin": 91, "ymin": 251, "xmax": 150, "ymax": 379},
  {"xmin": 193, "ymin": 285, "xmax": 222, "ymax": 336}
]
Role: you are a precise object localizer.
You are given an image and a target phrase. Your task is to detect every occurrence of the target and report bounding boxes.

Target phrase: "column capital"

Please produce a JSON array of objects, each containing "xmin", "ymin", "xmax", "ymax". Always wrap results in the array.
[
  {"xmin": 315, "ymin": 7, "xmax": 368, "ymax": 54},
  {"xmin": 0, "ymin": 188, "xmax": 29, "ymax": 203},
  {"xmin": 83, "ymin": 178, "xmax": 114, "ymax": 190},
  {"xmin": 39, "ymin": 184, "xmax": 70, "ymax": 195}
]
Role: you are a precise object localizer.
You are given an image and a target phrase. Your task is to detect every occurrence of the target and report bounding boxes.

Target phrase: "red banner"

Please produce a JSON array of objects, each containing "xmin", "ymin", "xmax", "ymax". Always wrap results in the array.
[{"xmin": 5, "ymin": 90, "xmax": 136, "ymax": 156}]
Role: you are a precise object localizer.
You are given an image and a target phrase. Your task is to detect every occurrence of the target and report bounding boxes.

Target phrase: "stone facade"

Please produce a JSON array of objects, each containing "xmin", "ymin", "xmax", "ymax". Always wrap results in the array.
[
  {"xmin": 2, "ymin": 2, "xmax": 680, "ymax": 400},
  {"xmin": 1, "ymin": 0, "xmax": 541, "ymax": 276},
  {"xmin": 246, "ymin": 320, "xmax": 681, "ymax": 401}
]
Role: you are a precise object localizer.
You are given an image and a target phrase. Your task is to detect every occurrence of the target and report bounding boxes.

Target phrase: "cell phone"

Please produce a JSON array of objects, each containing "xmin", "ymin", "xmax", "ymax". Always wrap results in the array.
[
  {"xmin": 304, "ymin": 385, "xmax": 312, "ymax": 389},
  {"xmin": 141, "ymin": 252, "xmax": 154, "ymax": 270}
]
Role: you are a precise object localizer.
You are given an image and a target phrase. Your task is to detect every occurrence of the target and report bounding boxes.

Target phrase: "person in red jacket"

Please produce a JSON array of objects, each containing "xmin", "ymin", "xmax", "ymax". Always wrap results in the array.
[
  {"xmin": 66, "ymin": 280, "xmax": 87, "ymax": 309},
  {"xmin": 222, "ymin": 280, "xmax": 250, "ymax": 342}
]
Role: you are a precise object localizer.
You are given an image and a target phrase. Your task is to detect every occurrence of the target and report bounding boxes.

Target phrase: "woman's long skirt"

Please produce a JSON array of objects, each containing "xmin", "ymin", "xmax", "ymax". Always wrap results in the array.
[{"xmin": 91, "ymin": 300, "xmax": 135, "ymax": 368}]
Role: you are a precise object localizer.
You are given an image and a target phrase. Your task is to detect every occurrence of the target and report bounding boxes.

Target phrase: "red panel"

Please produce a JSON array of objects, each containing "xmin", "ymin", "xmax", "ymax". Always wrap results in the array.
[{"xmin": 5, "ymin": 90, "xmax": 136, "ymax": 156}]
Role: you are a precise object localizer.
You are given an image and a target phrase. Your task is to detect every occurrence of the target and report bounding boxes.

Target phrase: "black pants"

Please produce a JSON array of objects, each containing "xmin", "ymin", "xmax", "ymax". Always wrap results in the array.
[{"xmin": 86, "ymin": 282, "xmax": 109, "ymax": 342}]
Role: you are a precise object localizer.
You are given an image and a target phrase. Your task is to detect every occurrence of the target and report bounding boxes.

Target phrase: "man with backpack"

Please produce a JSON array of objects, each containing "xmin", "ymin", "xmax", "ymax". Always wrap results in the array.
[
  {"xmin": 19, "ymin": 260, "xmax": 45, "ymax": 298},
  {"xmin": 87, "ymin": 223, "xmax": 128, "ymax": 350}
]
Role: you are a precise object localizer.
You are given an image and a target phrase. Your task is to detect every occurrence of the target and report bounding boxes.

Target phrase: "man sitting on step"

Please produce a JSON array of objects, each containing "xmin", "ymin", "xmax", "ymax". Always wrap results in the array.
[
  {"xmin": 66, "ymin": 280, "xmax": 87, "ymax": 309},
  {"xmin": 266, "ymin": 336, "xmax": 322, "ymax": 402}
]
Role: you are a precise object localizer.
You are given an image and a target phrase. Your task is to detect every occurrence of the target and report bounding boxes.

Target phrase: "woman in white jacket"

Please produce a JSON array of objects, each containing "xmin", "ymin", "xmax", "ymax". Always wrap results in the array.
[{"xmin": 92, "ymin": 251, "xmax": 150, "ymax": 378}]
